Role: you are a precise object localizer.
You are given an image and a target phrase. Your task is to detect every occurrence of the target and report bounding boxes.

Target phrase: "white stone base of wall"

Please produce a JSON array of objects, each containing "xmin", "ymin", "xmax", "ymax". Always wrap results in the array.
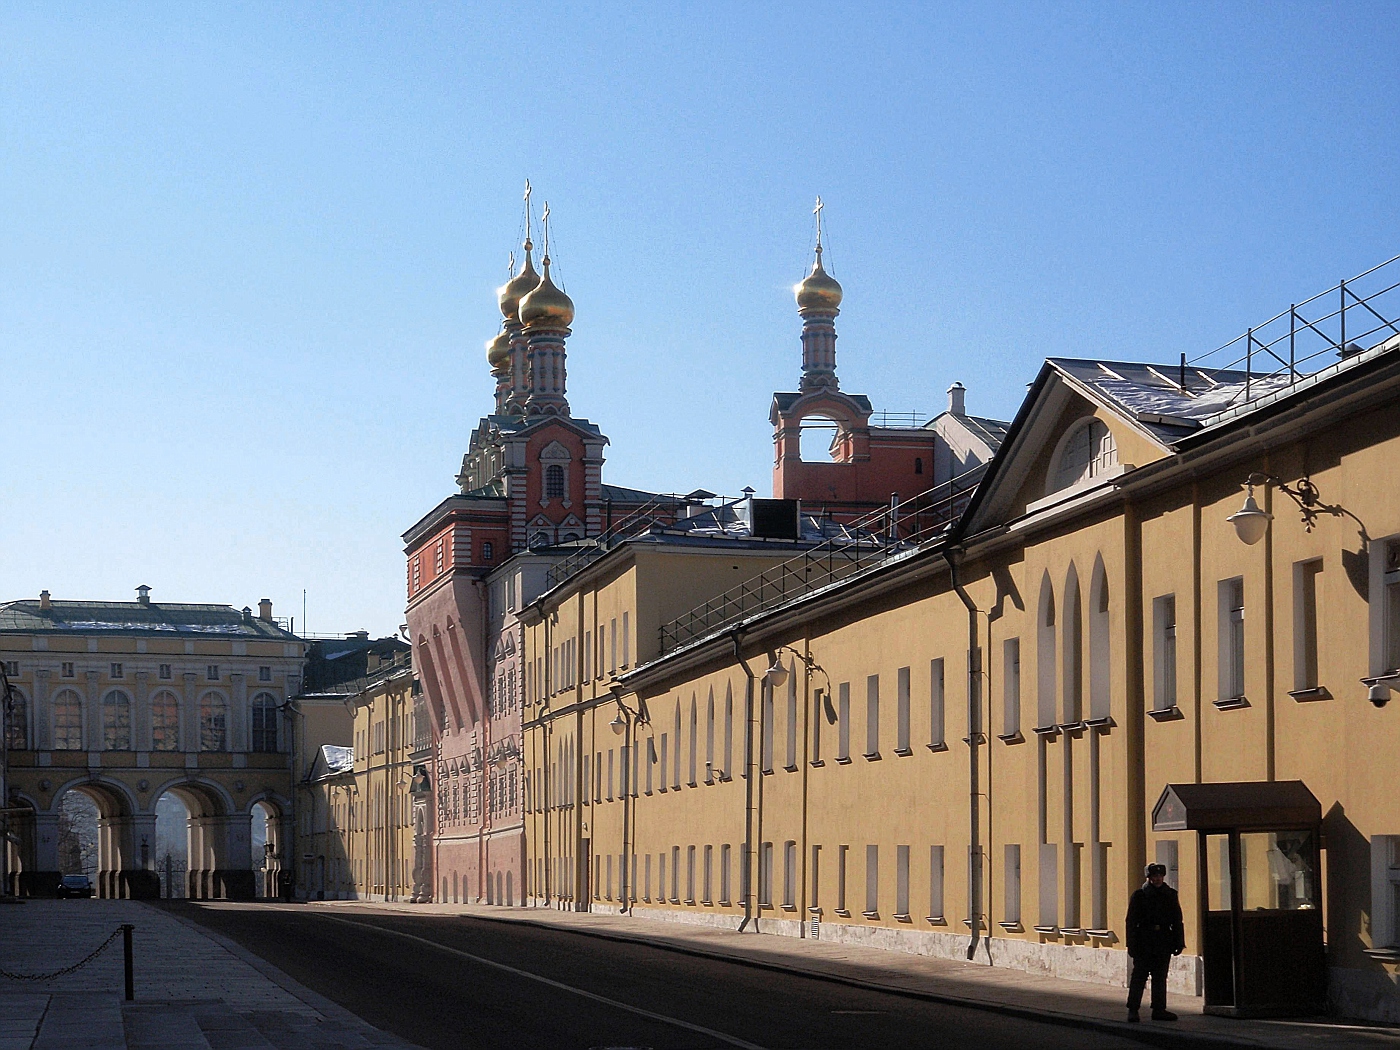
[{"xmin": 601, "ymin": 904, "xmax": 1205, "ymax": 998}]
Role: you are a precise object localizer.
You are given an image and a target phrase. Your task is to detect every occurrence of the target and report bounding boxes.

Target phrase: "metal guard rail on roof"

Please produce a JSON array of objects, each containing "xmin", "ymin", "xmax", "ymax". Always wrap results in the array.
[
  {"xmin": 1187, "ymin": 254, "xmax": 1400, "ymax": 411},
  {"xmin": 657, "ymin": 464, "xmax": 987, "ymax": 655},
  {"xmin": 544, "ymin": 491, "xmax": 714, "ymax": 592}
]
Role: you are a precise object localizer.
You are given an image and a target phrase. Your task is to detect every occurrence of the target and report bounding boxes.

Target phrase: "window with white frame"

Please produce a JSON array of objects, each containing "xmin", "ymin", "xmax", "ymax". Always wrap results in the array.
[
  {"xmin": 784, "ymin": 841, "xmax": 797, "ymax": 908},
  {"xmin": 1371, "ymin": 836, "xmax": 1400, "ymax": 949},
  {"xmin": 1293, "ymin": 559, "xmax": 1324, "ymax": 693},
  {"xmin": 1003, "ymin": 638, "xmax": 1021, "ymax": 738},
  {"xmin": 1153, "ymin": 594, "xmax": 1177, "ymax": 711},
  {"xmin": 1049, "ymin": 418, "xmax": 1118, "ymax": 494},
  {"xmin": 110, "ymin": 663, "xmax": 123, "ymax": 679},
  {"xmin": 896, "ymin": 666, "xmax": 911, "ymax": 753},
  {"xmin": 1218, "ymin": 577, "xmax": 1246, "ymax": 700},
  {"xmin": 896, "ymin": 844, "xmax": 910, "ymax": 918},
  {"xmin": 206, "ymin": 665, "xmax": 220, "ymax": 681},
  {"xmin": 1155, "ymin": 839, "xmax": 1180, "ymax": 889},
  {"xmin": 837, "ymin": 844, "xmax": 849, "ymax": 914},
  {"xmin": 1378, "ymin": 540, "xmax": 1400, "ymax": 676}
]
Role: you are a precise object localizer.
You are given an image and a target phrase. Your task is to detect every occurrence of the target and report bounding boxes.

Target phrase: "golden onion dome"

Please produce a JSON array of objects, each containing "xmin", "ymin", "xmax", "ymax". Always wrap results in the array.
[
  {"xmin": 518, "ymin": 257, "xmax": 574, "ymax": 330},
  {"xmin": 497, "ymin": 241, "xmax": 541, "ymax": 320},
  {"xmin": 794, "ymin": 246, "xmax": 843, "ymax": 313},
  {"xmin": 486, "ymin": 330, "xmax": 511, "ymax": 372}
]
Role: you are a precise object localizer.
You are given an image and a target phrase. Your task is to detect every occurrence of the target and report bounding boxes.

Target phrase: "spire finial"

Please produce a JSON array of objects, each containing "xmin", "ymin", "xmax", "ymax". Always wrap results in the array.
[
  {"xmin": 813, "ymin": 196, "xmax": 825, "ymax": 262},
  {"xmin": 508, "ymin": 250, "xmax": 516, "ymax": 279},
  {"xmin": 541, "ymin": 201, "xmax": 552, "ymax": 266},
  {"xmin": 523, "ymin": 179, "xmax": 534, "ymax": 252}
]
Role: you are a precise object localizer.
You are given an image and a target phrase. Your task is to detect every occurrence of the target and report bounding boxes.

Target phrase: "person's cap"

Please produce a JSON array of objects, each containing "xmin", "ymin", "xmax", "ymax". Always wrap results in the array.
[{"xmin": 1145, "ymin": 863, "xmax": 1167, "ymax": 877}]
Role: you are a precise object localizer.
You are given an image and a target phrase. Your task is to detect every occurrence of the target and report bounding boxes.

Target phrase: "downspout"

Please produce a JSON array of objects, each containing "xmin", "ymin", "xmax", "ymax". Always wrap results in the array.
[
  {"xmin": 943, "ymin": 547, "xmax": 982, "ymax": 960},
  {"xmin": 733, "ymin": 628, "xmax": 758, "ymax": 933}
]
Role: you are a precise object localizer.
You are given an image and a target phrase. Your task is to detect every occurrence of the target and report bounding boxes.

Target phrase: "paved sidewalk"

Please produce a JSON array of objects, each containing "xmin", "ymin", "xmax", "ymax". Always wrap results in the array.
[
  {"xmin": 0, "ymin": 900, "xmax": 423, "ymax": 1050},
  {"xmin": 317, "ymin": 899, "xmax": 1400, "ymax": 1049}
]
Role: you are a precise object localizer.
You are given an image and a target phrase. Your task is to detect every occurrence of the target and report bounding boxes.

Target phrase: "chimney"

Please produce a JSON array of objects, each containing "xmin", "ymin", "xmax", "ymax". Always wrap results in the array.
[
  {"xmin": 258, "ymin": 598, "xmax": 273, "ymax": 622},
  {"xmin": 947, "ymin": 382, "xmax": 966, "ymax": 416},
  {"xmin": 39, "ymin": 590, "xmax": 51, "ymax": 611},
  {"xmin": 346, "ymin": 630, "xmax": 370, "ymax": 641},
  {"xmin": 136, "ymin": 584, "xmax": 151, "ymax": 605}
]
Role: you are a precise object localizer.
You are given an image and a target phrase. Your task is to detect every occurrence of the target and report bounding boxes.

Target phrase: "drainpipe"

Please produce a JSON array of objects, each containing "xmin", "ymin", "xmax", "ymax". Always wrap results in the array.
[
  {"xmin": 733, "ymin": 628, "xmax": 758, "ymax": 933},
  {"xmin": 943, "ymin": 548, "xmax": 981, "ymax": 960}
]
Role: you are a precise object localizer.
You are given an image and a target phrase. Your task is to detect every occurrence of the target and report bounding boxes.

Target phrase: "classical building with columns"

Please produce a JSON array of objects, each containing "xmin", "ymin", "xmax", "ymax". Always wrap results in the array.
[{"xmin": 1, "ymin": 588, "xmax": 303, "ymax": 899}]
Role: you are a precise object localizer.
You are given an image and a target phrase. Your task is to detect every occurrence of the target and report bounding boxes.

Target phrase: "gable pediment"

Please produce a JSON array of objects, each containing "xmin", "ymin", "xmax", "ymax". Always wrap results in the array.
[{"xmin": 960, "ymin": 364, "xmax": 1173, "ymax": 535}]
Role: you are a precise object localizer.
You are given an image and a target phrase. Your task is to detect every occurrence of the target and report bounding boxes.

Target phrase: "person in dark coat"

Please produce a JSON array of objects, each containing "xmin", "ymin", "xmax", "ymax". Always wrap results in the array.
[{"xmin": 1125, "ymin": 862, "xmax": 1185, "ymax": 1022}]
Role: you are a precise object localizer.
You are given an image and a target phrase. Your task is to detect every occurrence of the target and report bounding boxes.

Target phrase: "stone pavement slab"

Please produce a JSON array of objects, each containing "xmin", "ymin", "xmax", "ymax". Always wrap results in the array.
[
  {"xmin": 0, "ymin": 901, "xmax": 424, "ymax": 1050},
  {"xmin": 321, "ymin": 899, "xmax": 1400, "ymax": 1050}
]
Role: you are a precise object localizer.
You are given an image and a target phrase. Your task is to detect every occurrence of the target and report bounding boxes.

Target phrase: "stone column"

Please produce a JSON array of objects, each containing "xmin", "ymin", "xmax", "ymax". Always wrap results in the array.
[
  {"xmin": 31, "ymin": 811, "xmax": 60, "ymax": 896},
  {"xmin": 213, "ymin": 811, "xmax": 255, "ymax": 900},
  {"xmin": 124, "ymin": 812, "xmax": 160, "ymax": 899}
]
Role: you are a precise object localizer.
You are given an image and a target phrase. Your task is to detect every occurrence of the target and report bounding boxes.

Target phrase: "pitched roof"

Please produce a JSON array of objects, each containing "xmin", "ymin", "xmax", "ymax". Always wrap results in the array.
[{"xmin": 0, "ymin": 600, "xmax": 299, "ymax": 640}]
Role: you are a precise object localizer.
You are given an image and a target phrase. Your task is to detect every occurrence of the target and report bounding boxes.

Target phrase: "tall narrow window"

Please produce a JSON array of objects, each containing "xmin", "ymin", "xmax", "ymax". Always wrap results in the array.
[
  {"xmin": 1004, "ymin": 844, "xmax": 1022, "ymax": 925},
  {"xmin": 672, "ymin": 704, "xmax": 682, "ymax": 789},
  {"xmin": 864, "ymin": 845, "xmax": 879, "ymax": 916},
  {"xmin": 1385, "ymin": 541, "xmax": 1400, "ymax": 674},
  {"xmin": 671, "ymin": 845, "xmax": 680, "ymax": 901},
  {"xmin": 811, "ymin": 845, "xmax": 822, "ymax": 907},
  {"xmin": 1062, "ymin": 565, "xmax": 1083, "ymax": 723},
  {"xmin": 928, "ymin": 845, "xmax": 945, "ymax": 920},
  {"xmin": 1153, "ymin": 595, "xmax": 1178, "ymax": 711},
  {"xmin": 251, "ymin": 693, "xmax": 279, "ymax": 752},
  {"xmin": 896, "ymin": 844, "xmax": 910, "ymax": 918},
  {"xmin": 621, "ymin": 612, "xmax": 630, "ymax": 667},
  {"xmin": 837, "ymin": 682, "xmax": 851, "ymax": 761},
  {"xmin": 200, "ymin": 693, "xmax": 228, "ymax": 751},
  {"xmin": 705, "ymin": 690, "xmax": 715, "ymax": 782},
  {"xmin": 837, "ymin": 845, "xmax": 849, "ymax": 913},
  {"xmin": 1293, "ymin": 559, "xmax": 1324, "ymax": 693},
  {"xmin": 812, "ymin": 688, "xmax": 825, "ymax": 763},
  {"xmin": 1089, "ymin": 558, "xmax": 1111, "ymax": 721},
  {"xmin": 929, "ymin": 659, "xmax": 945, "ymax": 748},
  {"xmin": 723, "ymin": 685, "xmax": 734, "ymax": 778},
  {"xmin": 610, "ymin": 618, "xmax": 617, "ymax": 673},
  {"xmin": 687, "ymin": 845, "xmax": 696, "ymax": 903},
  {"xmin": 720, "ymin": 844, "xmax": 731, "ymax": 904},
  {"xmin": 785, "ymin": 673, "xmax": 798, "ymax": 768},
  {"xmin": 865, "ymin": 675, "xmax": 880, "ymax": 757},
  {"xmin": 896, "ymin": 667, "xmax": 910, "ymax": 753},
  {"xmin": 759, "ymin": 842, "xmax": 773, "ymax": 906},
  {"xmin": 784, "ymin": 841, "xmax": 797, "ymax": 908},
  {"xmin": 659, "ymin": 733, "xmax": 668, "ymax": 791},
  {"xmin": 689, "ymin": 697, "xmax": 698, "ymax": 785},
  {"xmin": 1002, "ymin": 638, "xmax": 1021, "ymax": 738},
  {"xmin": 703, "ymin": 845, "xmax": 713, "ymax": 903},
  {"xmin": 545, "ymin": 464, "xmax": 565, "ymax": 499},
  {"xmin": 5, "ymin": 692, "xmax": 27, "ymax": 750},
  {"xmin": 761, "ymin": 682, "xmax": 774, "ymax": 773},
  {"xmin": 1219, "ymin": 577, "xmax": 1246, "ymax": 701},
  {"xmin": 102, "ymin": 690, "xmax": 131, "ymax": 750},
  {"xmin": 150, "ymin": 690, "xmax": 180, "ymax": 751},
  {"xmin": 1037, "ymin": 574, "xmax": 1057, "ymax": 729}
]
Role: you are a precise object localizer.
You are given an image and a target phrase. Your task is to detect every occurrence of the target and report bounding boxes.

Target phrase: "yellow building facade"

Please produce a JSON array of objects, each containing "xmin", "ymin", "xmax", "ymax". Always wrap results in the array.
[
  {"xmin": 295, "ymin": 652, "xmax": 422, "ymax": 901},
  {"xmin": 523, "ymin": 336, "xmax": 1400, "ymax": 1021}
]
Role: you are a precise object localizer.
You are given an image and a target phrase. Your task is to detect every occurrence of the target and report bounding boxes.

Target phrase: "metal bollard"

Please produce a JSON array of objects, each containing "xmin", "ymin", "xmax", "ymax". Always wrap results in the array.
[{"xmin": 121, "ymin": 924, "xmax": 134, "ymax": 1001}]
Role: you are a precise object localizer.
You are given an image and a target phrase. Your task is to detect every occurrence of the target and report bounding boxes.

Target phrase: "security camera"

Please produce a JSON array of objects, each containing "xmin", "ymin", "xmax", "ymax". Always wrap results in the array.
[{"xmin": 1369, "ymin": 683, "xmax": 1391, "ymax": 708}]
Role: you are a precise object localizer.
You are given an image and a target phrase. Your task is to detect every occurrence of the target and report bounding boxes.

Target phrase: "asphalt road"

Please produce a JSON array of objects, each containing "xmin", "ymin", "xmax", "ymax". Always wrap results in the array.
[{"xmin": 165, "ymin": 902, "xmax": 1147, "ymax": 1050}]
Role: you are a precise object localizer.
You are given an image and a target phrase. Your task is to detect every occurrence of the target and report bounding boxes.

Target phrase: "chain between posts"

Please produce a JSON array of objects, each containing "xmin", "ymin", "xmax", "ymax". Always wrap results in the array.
[{"xmin": 0, "ymin": 925, "xmax": 127, "ymax": 982}]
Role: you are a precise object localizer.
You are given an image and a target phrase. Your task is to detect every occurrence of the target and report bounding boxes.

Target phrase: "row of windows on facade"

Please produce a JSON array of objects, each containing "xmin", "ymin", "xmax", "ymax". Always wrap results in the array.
[
  {"xmin": 412, "ymin": 538, "xmax": 496, "ymax": 592},
  {"xmin": 313, "ymin": 856, "xmax": 412, "ymax": 896},
  {"xmin": 2, "ymin": 689, "xmax": 279, "ymax": 753},
  {"xmin": 1, "ymin": 661, "xmax": 272, "ymax": 682},
  {"xmin": 533, "ymin": 613, "xmax": 631, "ymax": 701},
  {"xmin": 355, "ymin": 712, "xmax": 413, "ymax": 759},
  {"xmin": 531, "ymin": 842, "xmax": 959, "ymax": 923},
  {"xmin": 308, "ymin": 790, "xmax": 414, "ymax": 836},
  {"xmin": 435, "ymin": 766, "xmax": 518, "ymax": 826}
]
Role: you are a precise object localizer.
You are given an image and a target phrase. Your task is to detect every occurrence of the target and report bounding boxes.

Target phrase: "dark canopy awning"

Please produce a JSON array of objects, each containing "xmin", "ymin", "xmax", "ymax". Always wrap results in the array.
[{"xmin": 1152, "ymin": 781, "xmax": 1321, "ymax": 832}]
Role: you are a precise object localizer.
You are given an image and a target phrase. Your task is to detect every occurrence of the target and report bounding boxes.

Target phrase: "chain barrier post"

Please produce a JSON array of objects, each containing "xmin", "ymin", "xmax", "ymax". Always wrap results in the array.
[{"xmin": 122, "ymin": 924, "xmax": 134, "ymax": 1001}]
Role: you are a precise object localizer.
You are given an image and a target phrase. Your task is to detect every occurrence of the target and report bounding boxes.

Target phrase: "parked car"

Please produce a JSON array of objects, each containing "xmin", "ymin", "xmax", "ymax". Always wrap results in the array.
[{"xmin": 56, "ymin": 874, "xmax": 93, "ymax": 898}]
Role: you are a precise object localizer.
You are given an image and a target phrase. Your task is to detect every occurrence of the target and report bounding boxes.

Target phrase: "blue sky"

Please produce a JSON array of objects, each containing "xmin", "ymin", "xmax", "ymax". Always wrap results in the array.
[{"xmin": 2, "ymin": 3, "xmax": 1396, "ymax": 637}]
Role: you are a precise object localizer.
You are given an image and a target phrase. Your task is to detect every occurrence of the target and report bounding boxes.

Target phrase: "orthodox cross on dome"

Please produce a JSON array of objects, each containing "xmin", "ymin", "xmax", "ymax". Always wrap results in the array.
[
  {"xmin": 508, "ymin": 250, "xmax": 516, "ymax": 278},
  {"xmin": 813, "ymin": 195, "xmax": 825, "ymax": 251},
  {"xmin": 522, "ymin": 178, "xmax": 535, "ymax": 250},
  {"xmin": 541, "ymin": 202, "xmax": 552, "ymax": 262}
]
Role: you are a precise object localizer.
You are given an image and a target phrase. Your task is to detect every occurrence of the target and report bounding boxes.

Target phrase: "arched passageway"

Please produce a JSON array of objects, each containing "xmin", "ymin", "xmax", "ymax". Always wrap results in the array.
[
  {"xmin": 45, "ymin": 779, "xmax": 158, "ymax": 899},
  {"xmin": 250, "ymin": 798, "xmax": 285, "ymax": 898},
  {"xmin": 150, "ymin": 780, "xmax": 255, "ymax": 901}
]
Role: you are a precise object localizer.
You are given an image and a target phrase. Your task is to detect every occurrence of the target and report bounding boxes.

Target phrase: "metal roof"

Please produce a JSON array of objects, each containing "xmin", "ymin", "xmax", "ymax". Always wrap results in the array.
[
  {"xmin": 1152, "ymin": 781, "xmax": 1322, "ymax": 832},
  {"xmin": 0, "ymin": 600, "xmax": 300, "ymax": 640}
]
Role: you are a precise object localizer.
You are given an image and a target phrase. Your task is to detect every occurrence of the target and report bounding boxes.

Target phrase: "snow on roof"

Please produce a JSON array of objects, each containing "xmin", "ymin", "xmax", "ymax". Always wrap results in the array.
[{"xmin": 321, "ymin": 744, "xmax": 354, "ymax": 774}]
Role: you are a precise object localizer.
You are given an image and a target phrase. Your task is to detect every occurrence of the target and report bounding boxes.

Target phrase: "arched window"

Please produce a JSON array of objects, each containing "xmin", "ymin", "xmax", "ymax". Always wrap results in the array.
[
  {"xmin": 200, "ymin": 692, "xmax": 228, "ymax": 752},
  {"xmin": 251, "ymin": 692, "xmax": 279, "ymax": 753},
  {"xmin": 1062, "ymin": 565, "xmax": 1083, "ymax": 724},
  {"xmin": 5, "ymin": 690, "xmax": 28, "ymax": 750},
  {"xmin": 705, "ymin": 689, "xmax": 715, "ymax": 783},
  {"xmin": 52, "ymin": 689, "xmax": 82, "ymax": 750},
  {"xmin": 1037, "ymin": 575, "xmax": 1056, "ymax": 730},
  {"xmin": 1050, "ymin": 419, "xmax": 1118, "ymax": 494},
  {"xmin": 545, "ymin": 464, "xmax": 565, "ymax": 499},
  {"xmin": 150, "ymin": 690, "xmax": 180, "ymax": 751},
  {"xmin": 914, "ymin": 457, "xmax": 924, "ymax": 475},
  {"xmin": 1089, "ymin": 557, "xmax": 1111, "ymax": 721},
  {"xmin": 103, "ymin": 689, "xmax": 132, "ymax": 750}
]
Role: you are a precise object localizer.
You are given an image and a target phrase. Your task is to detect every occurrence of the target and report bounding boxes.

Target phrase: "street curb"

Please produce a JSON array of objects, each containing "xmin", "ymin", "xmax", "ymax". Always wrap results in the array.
[
  {"xmin": 146, "ymin": 902, "xmax": 427, "ymax": 1050},
  {"xmin": 334, "ymin": 904, "xmax": 1250, "ymax": 1050}
]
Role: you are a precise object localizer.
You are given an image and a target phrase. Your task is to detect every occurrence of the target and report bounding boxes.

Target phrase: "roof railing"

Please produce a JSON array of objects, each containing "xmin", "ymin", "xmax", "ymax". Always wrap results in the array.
[
  {"xmin": 1187, "ymin": 254, "xmax": 1400, "ymax": 413},
  {"xmin": 657, "ymin": 464, "xmax": 987, "ymax": 655}
]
